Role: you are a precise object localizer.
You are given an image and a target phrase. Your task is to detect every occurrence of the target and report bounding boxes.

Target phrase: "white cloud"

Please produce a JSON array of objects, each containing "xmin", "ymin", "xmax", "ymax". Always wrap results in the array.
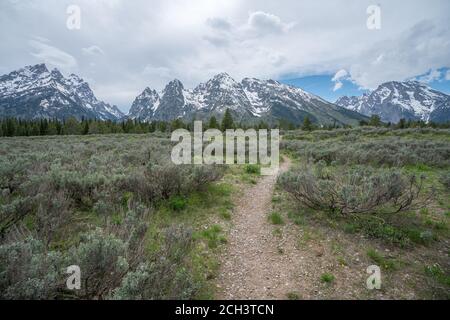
[
  {"xmin": 82, "ymin": 45, "xmax": 105, "ymax": 57},
  {"xmin": 29, "ymin": 39, "xmax": 77, "ymax": 72},
  {"xmin": 247, "ymin": 11, "xmax": 295, "ymax": 35},
  {"xmin": 416, "ymin": 69, "xmax": 442, "ymax": 83},
  {"xmin": 331, "ymin": 69, "xmax": 349, "ymax": 91},
  {"xmin": 332, "ymin": 69, "xmax": 348, "ymax": 82},
  {"xmin": 143, "ymin": 65, "xmax": 173, "ymax": 80},
  {"xmin": 333, "ymin": 81, "xmax": 343, "ymax": 91},
  {"xmin": 348, "ymin": 20, "xmax": 450, "ymax": 89},
  {"xmin": 445, "ymin": 70, "xmax": 450, "ymax": 81},
  {"xmin": 1, "ymin": 0, "xmax": 449, "ymax": 109},
  {"xmin": 206, "ymin": 17, "xmax": 232, "ymax": 31}
]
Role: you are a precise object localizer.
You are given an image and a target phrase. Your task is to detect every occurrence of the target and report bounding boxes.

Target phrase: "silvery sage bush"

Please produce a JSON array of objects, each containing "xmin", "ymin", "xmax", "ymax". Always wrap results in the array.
[
  {"xmin": 0, "ymin": 237, "xmax": 65, "ymax": 299},
  {"xmin": 112, "ymin": 225, "xmax": 198, "ymax": 300},
  {"xmin": 440, "ymin": 172, "xmax": 450, "ymax": 190},
  {"xmin": 278, "ymin": 165, "xmax": 425, "ymax": 215}
]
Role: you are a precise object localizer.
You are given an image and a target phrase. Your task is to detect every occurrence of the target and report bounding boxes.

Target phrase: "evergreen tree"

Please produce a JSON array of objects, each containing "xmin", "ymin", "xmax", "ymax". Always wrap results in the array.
[
  {"xmin": 208, "ymin": 116, "xmax": 219, "ymax": 129},
  {"xmin": 301, "ymin": 116, "xmax": 313, "ymax": 131},
  {"xmin": 82, "ymin": 120, "xmax": 89, "ymax": 135},
  {"xmin": 221, "ymin": 109, "xmax": 234, "ymax": 130},
  {"xmin": 397, "ymin": 118, "xmax": 406, "ymax": 129},
  {"xmin": 65, "ymin": 117, "xmax": 81, "ymax": 135},
  {"xmin": 368, "ymin": 115, "xmax": 382, "ymax": 127},
  {"xmin": 171, "ymin": 118, "xmax": 185, "ymax": 130}
]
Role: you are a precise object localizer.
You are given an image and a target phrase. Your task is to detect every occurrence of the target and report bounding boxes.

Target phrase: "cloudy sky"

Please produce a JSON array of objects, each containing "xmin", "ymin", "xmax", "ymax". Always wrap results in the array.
[{"xmin": 1, "ymin": 0, "xmax": 449, "ymax": 112}]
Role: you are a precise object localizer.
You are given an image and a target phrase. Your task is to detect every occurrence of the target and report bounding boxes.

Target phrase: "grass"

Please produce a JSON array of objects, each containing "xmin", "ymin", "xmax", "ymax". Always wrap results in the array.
[
  {"xmin": 268, "ymin": 212, "xmax": 284, "ymax": 225},
  {"xmin": 337, "ymin": 256, "xmax": 348, "ymax": 266},
  {"xmin": 320, "ymin": 273, "xmax": 335, "ymax": 284},
  {"xmin": 286, "ymin": 292, "xmax": 301, "ymax": 300},
  {"xmin": 366, "ymin": 248, "xmax": 398, "ymax": 271},
  {"xmin": 424, "ymin": 264, "xmax": 450, "ymax": 287},
  {"xmin": 297, "ymin": 228, "xmax": 317, "ymax": 247},
  {"xmin": 244, "ymin": 164, "xmax": 261, "ymax": 175},
  {"xmin": 219, "ymin": 208, "xmax": 232, "ymax": 220},
  {"xmin": 168, "ymin": 196, "xmax": 188, "ymax": 212},
  {"xmin": 288, "ymin": 211, "xmax": 305, "ymax": 226},
  {"xmin": 272, "ymin": 227, "xmax": 282, "ymax": 237},
  {"xmin": 276, "ymin": 128, "xmax": 450, "ymax": 298},
  {"xmin": 194, "ymin": 225, "xmax": 227, "ymax": 249}
]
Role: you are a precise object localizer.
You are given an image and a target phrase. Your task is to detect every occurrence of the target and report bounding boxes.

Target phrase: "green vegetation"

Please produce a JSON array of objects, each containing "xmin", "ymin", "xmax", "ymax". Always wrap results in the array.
[
  {"xmin": 268, "ymin": 212, "xmax": 284, "ymax": 225},
  {"xmin": 244, "ymin": 164, "xmax": 261, "ymax": 175},
  {"xmin": 277, "ymin": 127, "xmax": 450, "ymax": 298},
  {"xmin": 366, "ymin": 248, "xmax": 398, "ymax": 271},
  {"xmin": 168, "ymin": 196, "xmax": 188, "ymax": 212},
  {"xmin": 279, "ymin": 165, "xmax": 424, "ymax": 216},
  {"xmin": 286, "ymin": 292, "xmax": 301, "ymax": 300},
  {"xmin": 194, "ymin": 225, "xmax": 227, "ymax": 249},
  {"xmin": 0, "ymin": 134, "xmax": 230, "ymax": 299},
  {"xmin": 424, "ymin": 264, "xmax": 450, "ymax": 287},
  {"xmin": 320, "ymin": 273, "xmax": 335, "ymax": 284},
  {"xmin": 221, "ymin": 108, "xmax": 235, "ymax": 130}
]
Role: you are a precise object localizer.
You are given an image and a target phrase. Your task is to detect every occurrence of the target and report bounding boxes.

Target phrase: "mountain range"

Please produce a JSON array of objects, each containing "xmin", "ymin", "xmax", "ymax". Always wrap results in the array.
[
  {"xmin": 0, "ymin": 64, "xmax": 123, "ymax": 121},
  {"xmin": 128, "ymin": 72, "xmax": 366, "ymax": 126},
  {"xmin": 1, "ymin": 64, "xmax": 449, "ymax": 125},
  {"xmin": 336, "ymin": 81, "xmax": 450, "ymax": 123}
]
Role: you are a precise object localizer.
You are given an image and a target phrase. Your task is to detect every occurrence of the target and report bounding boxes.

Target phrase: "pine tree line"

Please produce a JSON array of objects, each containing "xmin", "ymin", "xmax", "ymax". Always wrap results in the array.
[{"xmin": 1, "ymin": 110, "xmax": 448, "ymax": 137}]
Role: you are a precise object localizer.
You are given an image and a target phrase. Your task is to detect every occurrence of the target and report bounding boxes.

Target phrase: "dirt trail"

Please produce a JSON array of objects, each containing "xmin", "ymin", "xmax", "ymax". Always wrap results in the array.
[
  {"xmin": 216, "ymin": 157, "xmax": 294, "ymax": 299},
  {"xmin": 215, "ymin": 156, "xmax": 423, "ymax": 300}
]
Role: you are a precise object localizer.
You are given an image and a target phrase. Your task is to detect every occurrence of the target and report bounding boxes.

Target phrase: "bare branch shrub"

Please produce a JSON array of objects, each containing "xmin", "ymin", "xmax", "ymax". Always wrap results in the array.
[{"xmin": 278, "ymin": 165, "xmax": 426, "ymax": 215}]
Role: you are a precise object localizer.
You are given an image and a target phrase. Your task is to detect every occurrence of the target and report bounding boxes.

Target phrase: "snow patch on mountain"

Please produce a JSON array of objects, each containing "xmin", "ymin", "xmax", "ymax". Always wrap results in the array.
[
  {"xmin": 336, "ymin": 80, "xmax": 450, "ymax": 123},
  {"xmin": 0, "ymin": 64, "xmax": 124, "ymax": 120},
  {"xmin": 128, "ymin": 72, "xmax": 365, "ymax": 126}
]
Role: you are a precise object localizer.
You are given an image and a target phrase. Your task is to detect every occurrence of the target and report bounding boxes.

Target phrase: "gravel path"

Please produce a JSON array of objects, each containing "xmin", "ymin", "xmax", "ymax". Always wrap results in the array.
[
  {"xmin": 215, "ymin": 156, "xmax": 430, "ymax": 300},
  {"xmin": 216, "ymin": 158, "xmax": 294, "ymax": 299}
]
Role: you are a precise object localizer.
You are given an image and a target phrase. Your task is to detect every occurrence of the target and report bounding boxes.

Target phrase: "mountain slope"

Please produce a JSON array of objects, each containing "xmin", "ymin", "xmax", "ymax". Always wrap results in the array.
[
  {"xmin": 129, "ymin": 73, "xmax": 366, "ymax": 126},
  {"xmin": 336, "ymin": 81, "xmax": 450, "ymax": 123},
  {"xmin": 0, "ymin": 64, "xmax": 124, "ymax": 121}
]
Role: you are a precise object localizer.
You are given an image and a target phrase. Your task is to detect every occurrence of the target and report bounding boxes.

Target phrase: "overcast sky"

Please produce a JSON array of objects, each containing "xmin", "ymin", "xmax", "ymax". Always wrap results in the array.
[{"xmin": 1, "ymin": 0, "xmax": 449, "ymax": 111}]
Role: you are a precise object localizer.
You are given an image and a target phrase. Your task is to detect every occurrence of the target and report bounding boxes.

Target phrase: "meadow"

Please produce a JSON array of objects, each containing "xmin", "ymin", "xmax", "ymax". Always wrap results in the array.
[
  {"xmin": 276, "ymin": 127, "xmax": 450, "ymax": 299},
  {"xmin": 0, "ymin": 133, "xmax": 231, "ymax": 299},
  {"xmin": 0, "ymin": 127, "xmax": 449, "ymax": 299}
]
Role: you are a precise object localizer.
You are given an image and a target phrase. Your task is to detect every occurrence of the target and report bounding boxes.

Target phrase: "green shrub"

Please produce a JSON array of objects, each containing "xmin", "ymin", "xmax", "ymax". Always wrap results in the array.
[
  {"xmin": 440, "ymin": 172, "xmax": 450, "ymax": 190},
  {"xmin": 244, "ymin": 164, "xmax": 261, "ymax": 175},
  {"xmin": 405, "ymin": 228, "xmax": 436, "ymax": 245},
  {"xmin": 168, "ymin": 196, "xmax": 187, "ymax": 212},
  {"xmin": 352, "ymin": 216, "xmax": 410, "ymax": 246},
  {"xmin": 283, "ymin": 133, "xmax": 450, "ymax": 168}
]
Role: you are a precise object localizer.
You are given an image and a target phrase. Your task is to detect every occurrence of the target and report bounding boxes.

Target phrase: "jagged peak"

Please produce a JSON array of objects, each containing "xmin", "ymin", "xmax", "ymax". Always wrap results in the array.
[
  {"xmin": 167, "ymin": 79, "xmax": 183, "ymax": 87},
  {"xmin": 50, "ymin": 68, "xmax": 64, "ymax": 79},
  {"xmin": 140, "ymin": 87, "xmax": 159, "ymax": 98},
  {"xmin": 25, "ymin": 63, "xmax": 49, "ymax": 74},
  {"xmin": 68, "ymin": 73, "xmax": 83, "ymax": 82},
  {"xmin": 144, "ymin": 86, "xmax": 156, "ymax": 93},
  {"xmin": 373, "ymin": 80, "xmax": 446, "ymax": 96},
  {"xmin": 241, "ymin": 77, "xmax": 264, "ymax": 85},
  {"xmin": 203, "ymin": 72, "xmax": 240, "ymax": 91},
  {"xmin": 212, "ymin": 72, "xmax": 233, "ymax": 80}
]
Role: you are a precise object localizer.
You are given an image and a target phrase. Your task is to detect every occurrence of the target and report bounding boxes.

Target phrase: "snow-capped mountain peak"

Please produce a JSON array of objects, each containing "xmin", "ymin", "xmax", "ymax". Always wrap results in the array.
[
  {"xmin": 128, "ymin": 73, "xmax": 367, "ymax": 126},
  {"xmin": 0, "ymin": 63, "xmax": 124, "ymax": 120},
  {"xmin": 336, "ymin": 80, "xmax": 450, "ymax": 123}
]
